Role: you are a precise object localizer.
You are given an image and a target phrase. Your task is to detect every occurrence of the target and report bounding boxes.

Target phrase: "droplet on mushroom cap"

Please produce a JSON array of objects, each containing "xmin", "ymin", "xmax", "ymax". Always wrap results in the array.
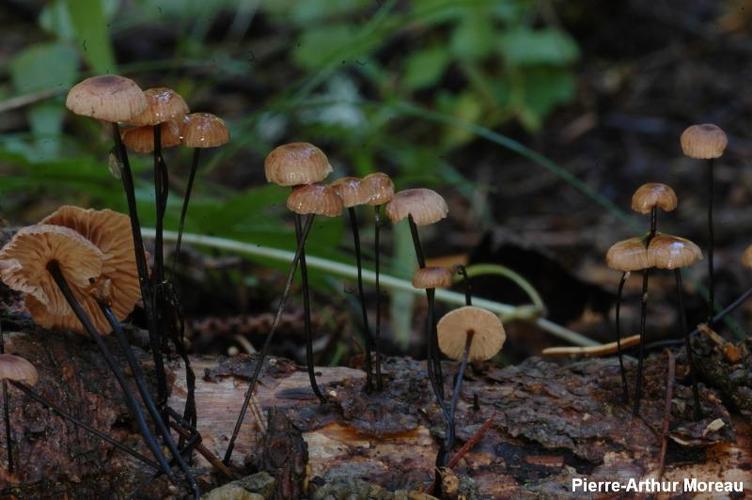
[
  {"xmin": 631, "ymin": 183, "xmax": 677, "ymax": 215},
  {"xmin": 361, "ymin": 172, "xmax": 394, "ymax": 206},
  {"xmin": 437, "ymin": 306, "xmax": 505, "ymax": 361},
  {"xmin": 286, "ymin": 184, "xmax": 343, "ymax": 217},
  {"xmin": 648, "ymin": 233, "xmax": 702, "ymax": 270},
  {"xmin": 182, "ymin": 112, "xmax": 230, "ymax": 148},
  {"xmin": 0, "ymin": 354, "xmax": 39, "ymax": 386},
  {"xmin": 121, "ymin": 120, "xmax": 182, "ymax": 154},
  {"xmin": 330, "ymin": 177, "xmax": 369, "ymax": 208},
  {"xmin": 385, "ymin": 188, "xmax": 448, "ymax": 226},
  {"xmin": 127, "ymin": 87, "xmax": 189, "ymax": 127},
  {"xmin": 0, "ymin": 224, "xmax": 104, "ymax": 317},
  {"xmin": 66, "ymin": 75, "xmax": 147, "ymax": 123},
  {"xmin": 265, "ymin": 142, "xmax": 333, "ymax": 186},
  {"xmin": 412, "ymin": 267, "xmax": 454, "ymax": 289},
  {"xmin": 606, "ymin": 237, "xmax": 651, "ymax": 272},
  {"xmin": 680, "ymin": 124, "xmax": 727, "ymax": 159}
]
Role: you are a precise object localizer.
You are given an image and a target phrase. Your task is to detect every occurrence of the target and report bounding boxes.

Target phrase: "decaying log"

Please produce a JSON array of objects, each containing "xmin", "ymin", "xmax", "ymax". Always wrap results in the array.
[{"xmin": 0, "ymin": 328, "xmax": 750, "ymax": 498}]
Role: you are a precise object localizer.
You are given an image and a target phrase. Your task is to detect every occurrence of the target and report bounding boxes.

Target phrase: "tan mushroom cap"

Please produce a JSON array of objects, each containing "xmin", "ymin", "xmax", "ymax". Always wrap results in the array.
[
  {"xmin": 361, "ymin": 172, "xmax": 395, "ymax": 206},
  {"xmin": 265, "ymin": 142, "xmax": 333, "ymax": 186},
  {"xmin": 437, "ymin": 306, "xmax": 506, "ymax": 362},
  {"xmin": 648, "ymin": 233, "xmax": 702, "ymax": 270},
  {"xmin": 127, "ymin": 87, "xmax": 189, "ymax": 127},
  {"xmin": 121, "ymin": 120, "xmax": 182, "ymax": 154},
  {"xmin": 680, "ymin": 124, "xmax": 727, "ymax": 159},
  {"xmin": 412, "ymin": 267, "xmax": 454, "ymax": 289},
  {"xmin": 331, "ymin": 177, "xmax": 369, "ymax": 208},
  {"xmin": 385, "ymin": 188, "xmax": 448, "ymax": 226},
  {"xmin": 742, "ymin": 244, "xmax": 752, "ymax": 269},
  {"xmin": 606, "ymin": 237, "xmax": 651, "ymax": 272},
  {"xmin": 182, "ymin": 112, "xmax": 230, "ymax": 148},
  {"xmin": 631, "ymin": 183, "xmax": 678, "ymax": 214},
  {"xmin": 287, "ymin": 184, "xmax": 343, "ymax": 217},
  {"xmin": 0, "ymin": 224, "xmax": 104, "ymax": 319},
  {"xmin": 40, "ymin": 205, "xmax": 142, "ymax": 333},
  {"xmin": 66, "ymin": 75, "xmax": 147, "ymax": 123},
  {"xmin": 0, "ymin": 354, "xmax": 39, "ymax": 386}
]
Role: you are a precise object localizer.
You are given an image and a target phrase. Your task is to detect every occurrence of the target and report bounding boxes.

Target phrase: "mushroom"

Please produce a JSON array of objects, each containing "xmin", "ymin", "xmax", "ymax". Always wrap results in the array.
[
  {"xmin": 331, "ymin": 176, "xmax": 378, "ymax": 392},
  {"xmin": 0, "ymin": 223, "xmax": 183, "ymax": 486},
  {"xmin": 680, "ymin": 124, "xmax": 727, "ymax": 319},
  {"xmin": 386, "ymin": 188, "xmax": 449, "ymax": 402},
  {"xmin": 649, "ymin": 233, "xmax": 703, "ymax": 419},
  {"xmin": 174, "ymin": 113, "xmax": 230, "ymax": 268},
  {"xmin": 412, "ymin": 267, "xmax": 455, "ymax": 290},
  {"xmin": 224, "ymin": 143, "xmax": 333, "ymax": 465},
  {"xmin": 0, "ymin": 353, "xmax": 38, "ymax": 473},
  {"xmin": 437, "ymin": 306, "xmax": 505, "ymax": 464}
]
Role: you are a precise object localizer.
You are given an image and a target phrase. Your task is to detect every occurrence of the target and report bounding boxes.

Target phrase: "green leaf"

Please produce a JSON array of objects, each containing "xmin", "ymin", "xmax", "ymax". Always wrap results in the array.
[
  {"xmin": 513, "ymin": 66, "xmax": 576, "ymax": 131},
  {"xmin": 293, "ymin": 24, "xmax": 358, "ymax": 70},
  {"xmin": 10, "ymin": 42, "xmax": 79, "ymax": 93},
  {"xmin": 403, "ymin": 47, "xmax": 450, "ymax": 90},
  {"xmin": 499, "ymin": 28, "xmax": 579, "ymax": 66},
  {"xmin": 450, "ymin": 10, "xmax": 494, "ymax": 61},
  {"xmin": 63, "ymin": 0, "xmax": 116, "ymax": 73}
]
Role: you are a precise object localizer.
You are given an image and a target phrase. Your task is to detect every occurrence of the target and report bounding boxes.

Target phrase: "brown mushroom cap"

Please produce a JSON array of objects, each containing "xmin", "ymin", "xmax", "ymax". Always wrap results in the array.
[
  {"xmin": 437, "ymin": 306, "xmax": 506, "ymax": 361},
  {"xmin": 680, "ymin": 124, "xmax": 728, "ymax": 159},
  {"xmin": 40, "ymin": 205, "xmax": 142, "ymax": 333},
  {"xmin": 182, "ymin": 112, "xmax": 230, "ymax": 148},
  {"xmin": 265, "ymin": 143, "xmax": 333, "ymax": 186},
  {"xmin": 631, "ymin": 183, "xmax": 678, "ymax": 215},
  {"xmin": 385, "ymin": 188, "xmax": 448, "ymax": 226},
  {"xmin": 0, "ymin": 354, "xmax": 39, "ymax": 386},
  {"xmin": 606, "ymin": 237, "xmax": 651, "ymax": 272},
  {"xmin": 648, "ymin": 233, "xmax": 702, "ymax": 270},
  {"xmin": 412, "ymin": 267, "xmax": 454, "ymax": 289},
  {"xmin": 330, "ymin": 177, "xmax": 369, "ymax": 208},
  {"xmin": 286, "ymin": 184, "xmax": 343, "ymax": 217},
  {"xmin": 0, "ymin": 224, "xmax": 104, "ymax": 319},
  {"xmin": 121, "ymin": 120, "xmax": 182, "ymax": 154},
  {"xmin": 66, "ymin": 75, "xmax": 147, "ymax": 123},
  {"xmin": 127, "ymin": 87, "xmax": 189, "ymax": 127},
  {"xmin": 742, "ymin": 244, "xmax": 752, "ymax": 269},
  {"xmin": 361, "ymin": 172, "xmax": 395, "ymax": 206}
]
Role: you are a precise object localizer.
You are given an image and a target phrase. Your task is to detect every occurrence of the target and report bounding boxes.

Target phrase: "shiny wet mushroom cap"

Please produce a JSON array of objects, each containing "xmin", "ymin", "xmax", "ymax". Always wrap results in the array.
[
  {"xmin": 286, "ymin": 184, "xmax": 343, "ymax": 217},
  {"xmin": 265, "ymin": 142, "xmax": 333, "ymax": 186},
  {"xmin": 182, "ymin": 112, "xmax": 230, "ymax": 148},
  {"xmin": 631, "ymin": 183, "xmax": 678, "ymax": 214},
  {"xmin": 127, "ymin": 87, "xmax": 189, "ymax": 127},
  {"xmin": 648, "ymin": 233, "xmax": 703, "ymax": 270},
  {"xmin": 121, "ymin": 120, "xmax": 182, "ymax": 154},
  {"xmin": 385, "ymin": 188, "xmax": 448, "ymax": 226},
  {"xmin": 66, "ymin": 75, "xmax": 147, "ymax": 123},
  {"xmin": 680, "ymin": 124, "xmax": 728, "ymax": 159},
  {"xmin": 360, "ymin": 172, "xmax": 395, "ymax": 206},
  {"xmin": 606, "ymin": 237, "xmax": 651, "ymax": 272},
  {"xmin": 412, "ymin": 267, "xmax": 454, "ymax": 289},
  {"xmin": 330, "ymin": 177, "xmax": 369, "ymax": 208},
  {"xmin": 0, "ymin": 354, "xmax": 39, "ymax": 386},
  {"xmin": 0, "ymin": 224, "xmax": 104, "ymax": 320},
  {"xmin": 437, "ymin": 306, "xmax": 506, "ymax": 361}
]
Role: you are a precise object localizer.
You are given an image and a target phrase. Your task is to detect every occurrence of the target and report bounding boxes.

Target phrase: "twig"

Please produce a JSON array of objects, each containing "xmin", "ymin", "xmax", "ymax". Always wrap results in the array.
[
  {"xmin": 447, "ymin": 412, "xmax": 496, "ymax": 469},
  {"xmin": 542, "ymin": 334, "xmax": 642, "ymax": 358},
  {"xmin": 168, "ymin": 422, "xmax": 238, "ymax": 480},
  {"xmin": 657, "ymin": 350, "xmax": 675, "ymax": 479}
]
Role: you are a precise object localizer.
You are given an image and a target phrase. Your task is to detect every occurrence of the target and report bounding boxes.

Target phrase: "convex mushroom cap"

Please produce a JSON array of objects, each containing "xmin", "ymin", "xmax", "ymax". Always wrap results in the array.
[
  {"xmin": 66, "ymin": 75, "xmax": 147, "ymax": 123},
  {"xmin": 182, "ymin": 113, "xmax": 230, "ymax": 148},
  {"xmin": 680, "ymin": 124, "xmax": 728, "ymax": 159},
  {"xmin": 437, "ymin": 306, "xmax": 506, "ymax": 361},
  {"xmin": 360, "ymin": 172, "xmax": 394, "ymax": 206},
  {"xmin": 606, "ymin": 237, "xmax": 651, "ymax": 272},
  {"xmin": 0, "ymin": 354, "xmax": 39, "ymax": 386},
  {"xmin": 287, "ymin": 184, "xmax": 343, "ymax": 217},
  {"xmin": 122, "ymin": 121, "xmax": 182, "ymax": 154},
  {"xmin": 265, "ymin": 143, "xmax": 333, "ymax": 186},
  {"xmin": 331, "ymin": 177, "xmax": 369, "ymax": 208},
  {"xmin": 127, "ymin": 87, "xmax": 189, "ymax": 127},
  {"xmin": 412, "ymin": 267, "xmax": 454, "ymax": 289},
  {"xmin": 742, "ymin": 244, "xmax": 752, "ymax": 269},
  {"xmin": 631, "ymin": 183, "xmax": 677, "ymax": 214},
  {"xmin": 385, "ymin": 188, "xmax": 448, "ymax": 226},
  {"xmin": 648, "ymin": 234, "xmax": 702, "ymax": 270}
]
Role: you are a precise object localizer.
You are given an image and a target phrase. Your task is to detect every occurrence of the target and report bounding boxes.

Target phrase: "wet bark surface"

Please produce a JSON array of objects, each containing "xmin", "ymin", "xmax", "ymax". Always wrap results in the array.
[{"xmin": 0, "ymin": 328, "xmax": 750, "ymax": 498}]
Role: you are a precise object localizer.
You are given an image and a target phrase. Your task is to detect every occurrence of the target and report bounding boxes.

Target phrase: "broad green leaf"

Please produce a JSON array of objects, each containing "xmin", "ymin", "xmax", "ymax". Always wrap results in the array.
[
  {"xmin": 450, "ymin": 9, "xmax": 494, "ymax": 61},
  {"xmin": 10, "ymin": 42, "xmax": 79, "ymax": 93},
  {"xmin": 293, "ymin": 25, "xmax": 358, "ymax": 70},
  {"xmin": 514, "ymin": 66, "xmax": 576, "ymax": 131},
  {"xmin": 499, "ymin": 28, "xmax": 579, "ymax": 66},
  {"xmin": 63, "ymin": 0, "xmax": 116, "ymax": 72},
  {"xmin": 403, "ymin": 47, "xmax": 450, "ymax": 90}
]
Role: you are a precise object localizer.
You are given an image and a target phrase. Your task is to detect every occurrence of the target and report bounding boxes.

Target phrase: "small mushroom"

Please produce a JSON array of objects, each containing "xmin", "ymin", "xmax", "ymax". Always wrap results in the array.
[
  {"xmin": 0, "ymin": 353, "xmax": 38, "ymax": 473},
  {"xmin": 121, "ymin": 120, "xmax": 182, "ymax": 154},
  {"xmin": 681, "ymin": 123, "xmax": 727, "ymax": 319},
  {"xmin": 412, "ymin": 267, "xmax": 455, "ymax": 290},
  {"xmin": 264, "ymin": 142, "xmax": 332, "ymax": 186}
]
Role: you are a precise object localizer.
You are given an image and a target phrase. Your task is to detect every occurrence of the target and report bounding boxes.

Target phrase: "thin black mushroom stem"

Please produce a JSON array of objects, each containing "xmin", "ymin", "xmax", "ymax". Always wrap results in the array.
[
  {"xmin": 455, "ymin": 265, "xmax": 472, "ymax": 306},
  {"xmin": 346, "ymin": 206, "xmax": 376, "ymax": 392},
  {"xmin": 707, "ymin": 157, "xmax": 715, "ymax": 320},
  {"xmin": 223, "ymin": 214, "xmax": 315, "ymax": 465},
  {"xmin": 615, "ymin": 271, "xmax": 630, "ymax": 403},
  {"xmin": 0, "ymin": 325, "xmax": 12, "ymax": 473},
  {"xmin": 373, "ymin": 205, "xmax": 384, "ymax": 391},
  {"xmin": 46, "ymin": 260, "xmax": 176, "ymax": 484},
  {"xmin": 173, "ymin": 148, "xmax": 201, "ymax": 270},
  {"xmin": 445, "ymin": 330, "xmax": 475, "ymax": 462},
  {"xmin": 98, "ymin": 302, "xmax": 200, "ymax": 496},
  {"xmin": 111, "ymin": 124, "xmax": 168, "ymax": 406},
  {"xmin": 634, "ymin": 207, "xmax": 658, "ymax": 416},
  {"xmin": 674, "ymin": 269, "xmax": 702, "ymax": 420}
]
